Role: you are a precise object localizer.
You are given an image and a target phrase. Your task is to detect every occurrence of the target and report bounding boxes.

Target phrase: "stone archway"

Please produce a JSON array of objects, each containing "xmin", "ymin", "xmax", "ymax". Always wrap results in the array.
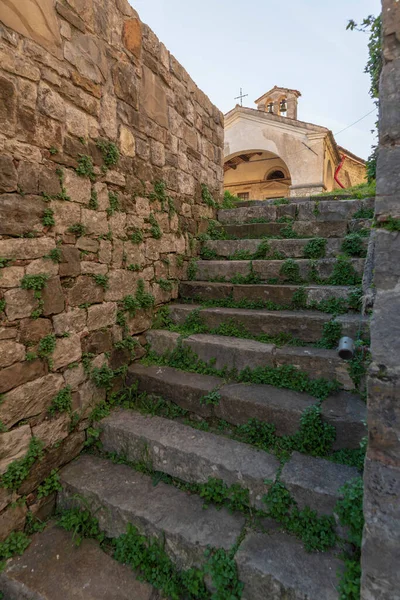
[{"xmin": 224, "ymin": 150, "xmax": 292, "ymax": 200}]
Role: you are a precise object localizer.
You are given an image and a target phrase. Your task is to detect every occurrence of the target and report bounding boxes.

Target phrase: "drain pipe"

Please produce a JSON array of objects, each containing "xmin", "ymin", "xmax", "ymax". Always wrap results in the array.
[{"xmin": 334, "ymin": 154, "xmax": 346, "ymax": 189}]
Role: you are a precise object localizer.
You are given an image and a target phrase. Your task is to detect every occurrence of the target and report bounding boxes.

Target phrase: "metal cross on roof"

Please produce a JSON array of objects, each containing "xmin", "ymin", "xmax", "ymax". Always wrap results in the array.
[{"xmin": 234, "ymin": 88, "xmax": 248, "ymax": 106}]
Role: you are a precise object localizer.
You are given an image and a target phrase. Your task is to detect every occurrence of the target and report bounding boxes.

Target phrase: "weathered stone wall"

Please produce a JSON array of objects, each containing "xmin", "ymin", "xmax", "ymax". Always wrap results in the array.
[
  {"xmin": 0, "ymin": 0, "xmax": 223, "ymax": 538},
  {"xmin": 361, "ymin": 2, "xmax": 400, "ymax": 598},
  {"xmin": 334, "ymin": 152, "xmax": 367, "ymax": 190}
]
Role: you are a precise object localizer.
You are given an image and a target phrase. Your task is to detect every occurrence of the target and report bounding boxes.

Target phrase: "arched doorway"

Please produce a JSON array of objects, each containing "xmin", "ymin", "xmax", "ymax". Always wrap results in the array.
[{"xmin": 224, "ymin": 150, "xmax": 292, "ymax": 200}]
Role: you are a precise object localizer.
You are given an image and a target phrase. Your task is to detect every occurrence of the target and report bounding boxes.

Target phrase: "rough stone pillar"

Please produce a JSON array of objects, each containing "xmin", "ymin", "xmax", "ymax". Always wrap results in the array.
[{"xmin": 361, "ymin": 2, "xmax": 400, "ymax": 598}]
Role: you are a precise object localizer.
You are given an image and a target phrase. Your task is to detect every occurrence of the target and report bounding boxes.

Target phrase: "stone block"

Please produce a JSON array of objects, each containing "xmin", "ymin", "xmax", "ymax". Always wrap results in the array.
[
  {"xmin": 367, "ymin": 374, "xmax": 400, "ymax": 464},
  {"xmin": 65, "ymin": 104, "xmax": 88, "ymax": 139},
  {"xmin": 59, "ymin": 454, "xmax": 244, "ymax": 568},
  {"xmin": 119, "ymin": 125, "xmax": 135, "ymax": 157},
  {"xmin": 0, "ymin": 503, "xmax": 27, "ymax": 542},
  {"xmin": 17, "ymin": 160, "xmax": 38, "ymax": 194},
  {"xmin": 122, "ymin": 18, "xmax": 142, "ymax": 58},
  {"xmin": 0, "ymin": 75, "xmax": 16, "ymax": 136},
  {"xmin": 102, "ymin": 411, "xmax": 279, "ymax": 509},
  {"xmin": 0, "ymin": 374, "xmax": 64, "ymax": 428},
  {"xmin": 76, "ymin": 237, "xmax": 99, "ymax": 253},
  {"xmin": 65, "ymin": 276, "xmax": 104, "ymax": 306},
  {"xmin": 380, "ymin": 56, "xmax": 400, "ymax": 144},
  {"xmin": 0, "ymin": 193, "xmax": 45, "ymax": 236},
  {"xmin": 281, "ymin": 452, "xmax": 359, "ymax": 515},
  {"xmin": 52, "ymin": 308, "xmax": 86, "ymax": 336},
  {"xmin": 63, "ymin": 363, "xmax": 86, "ymax": 391},
  {"xmin": 0, "ymin": 328, "xmax": 17, "ymax": 341},
  {"xmin": 19, "ymin": 318, "xmax": 53, "ymax": 344},
  {"xmin": 81, "ymin": 261, "xmax": 108, "ymax": 275},
  {"xmin": 0, "ymin": 525, "xmax": 155, "ymax": 600},
  {"xmin": 373, "ymin": 230, "xmax": 400, "ymax": 290},
  {"xmin": 64, "ymin": 169, "xmax": 91, "ymax": 205},
  {"xmin": 0, "ymin": 359, "xmax": 46, "ymax": 394},
  {"xmin": 81, "ymin": 208, "xmax": 108, "ymax": 236},
  {"xmin": 32, "ymin": 413, "xmax": 70, "ymax": 449},
  {"xmin": 0, "ymin": 424, "xmax": 31, "ymax": 475},
  {"xmin": 26, "ymin": 259, "xmax": 58, "ymax": 277},
  {"xmin": 19, "ymin": 430, "xmax": 85, "ymax": 495},
  {"xmin": 59, "ymin": 246, "xmax": 81, "ymax": 277},
  {"xmin": 0, "ymin": 238, "xmax": 55, "ymax": 260},
  {"xmin": 108, "ymin": 212, "xmax": 126, "ymax": 238},
  {"xmin": 87, "ymin": 302, "xmax": 117, "ymax": 331},
  {"xmin": 42, "ymin": 276, "xmax": 65, "ymax": 316},
  {"xmin": 51, "ymin": 333, "xmax": 82, "ymax": 371},
  {"xmin": 82, "ymin": 330, "xmax": 113, "ymax": 355},
  {"xmin": 37, "ymin": 82, "xmax": 65, "ymax": 122},
  {"xmin": 18, "ymin": 78, "xmax": 37, "ymax": 110},
  {"xmin": 183, "ymin": 333, "xmax": 275, "ymax": 372},
  {"xmin": 275, "ymin": 346, "xmax": 354, "ymax": 389},
  {"xmin": 361, "ymin": 458, "xmax": 400, "ymax": 598},
  {"xmin": 0, "ymin": 155, "xmax": 17, "ymax": 192},
  {"xmin": 104, "ymin": 270, "xmax": 138, "ymax": 301},
  {"xmin": 236, "ymin": 531, "xmax": 342, "ymax": 600},
  {"xmin": 112, "ymin": 62, "xmax": 139, "ymax": 109},
  {"xmin": 141, "ymin": 65, "xmax": 168, "ymax": 128},
  {"xmin": 145, "ymin": 329, "xmax": 180, "ymax": 356},
  {"xmin": 4, "ymin": 288, "xmax": 38, "ymax": 321},
  {"xmin": 99, "ymin": 240, "xmax": 112, "ymax": 263},
  {"xmin": 0, "ymin": 340, "xmax": 25, "ymax": 368},
  {"xmin": 126, "ymin": 310, "xmax": 153, "ymax": 335},
  {"xmin": 0, "ymin": 266, "xmax": 25, "ymax": 288}
]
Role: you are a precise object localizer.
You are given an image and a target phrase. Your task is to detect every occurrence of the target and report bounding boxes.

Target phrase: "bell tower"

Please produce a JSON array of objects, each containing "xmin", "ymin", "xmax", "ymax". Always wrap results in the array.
[{"xmin": 254, "ymin": 86, "xmax": 301, "ymax": 120}]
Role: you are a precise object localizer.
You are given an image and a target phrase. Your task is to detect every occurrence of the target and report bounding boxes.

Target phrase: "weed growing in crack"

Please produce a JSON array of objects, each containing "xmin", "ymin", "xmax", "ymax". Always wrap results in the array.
[
  {"xmin": 48, "ymin": 386, "xmax": 72, "ymax": 415},
  {"xmin": 1, "ymin": 438, "xmax": 44, "ymax": 490},
  {"xmin": 303, "ymin": 237, "xmax": 326, "ymax": 259}
]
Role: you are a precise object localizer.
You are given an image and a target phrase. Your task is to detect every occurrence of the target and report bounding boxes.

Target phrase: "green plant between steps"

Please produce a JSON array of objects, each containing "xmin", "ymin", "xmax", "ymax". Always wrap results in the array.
[
  {"xmin": 263, "ymin": 481, "xmax": 336, "ymax": 552},
  {"xmin": 143, "ymin": 341, "xmax": 340, "ymax": 401},
  {"xmin": 57, "ymin": 505, "xmax": 241, "ymax": 600},
  {"xmin": 155, "ymin": 308, "xmax": 345, "ymax": 351},
  {"xmin": 180, "ymin": 287, "xmax": 363, "ymax": 315},
  {"xmin": 1, "ymin": 438, "xmax": 44, "ymax": 491}
]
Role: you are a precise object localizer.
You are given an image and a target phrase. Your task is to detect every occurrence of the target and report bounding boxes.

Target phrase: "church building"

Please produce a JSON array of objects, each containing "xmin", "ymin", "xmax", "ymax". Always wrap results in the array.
[{"xmin": 224, "ymin": 86, "xmax": 367, "ymax": 200}]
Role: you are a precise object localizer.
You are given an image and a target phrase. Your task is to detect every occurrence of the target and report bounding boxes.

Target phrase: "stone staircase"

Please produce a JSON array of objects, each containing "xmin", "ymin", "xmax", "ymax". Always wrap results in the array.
[{"xmin": 0, "ymin": 195, "xmax": 373, "ymax": 599}]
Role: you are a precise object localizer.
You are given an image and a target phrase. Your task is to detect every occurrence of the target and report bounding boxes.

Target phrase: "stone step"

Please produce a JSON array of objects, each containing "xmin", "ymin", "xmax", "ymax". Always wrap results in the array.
[
  {"xmin": 100, "ymin": 410, "xmax": 358, "ymax": 514},
  {"xmin": 236, "ymin": 530, "xmax": 342, "ymax": 600},
  {"xmin": 0, "ymin": 523, "xmax": 156, "ymax": 600},
  {"xmin": 127, "ymin": 364, "xmax": 367, "ymax": 449},
  {"xmin": 168, "ymin": 303, "xmax": 367, "ymax": 342},
  {"xmin": 194, "ymin": 258, "xmax": 365, "ymax": 284},
  {"xmin": 100, "ymin": 410, "xmax": 280, "ymax": 509},
  {"xmin": 146, "ymin": 329, "xmax": 354, "ymax": 389},
  {"xmin": 59, "ymin": 454, "xmax": 245, "ymax": 570},
  {"xmin": 218, "ymin": 197, "xmax": 374, "ymax": 225},
  {"xmin": 58, "ymin": 455, "xmax": 344, "ymax": 599},
  {"xmin": 222, "ymin": 221, "xmax": 349, "ymax": 239},
  {"xmin": 203, "ymin": 236, "xmax": 367, "ymax": 259},
  {"xmin": 233, "ymin": 195, "xmax": 374, "ymax": 208},
  {"xmin": 179, "ymin": 281, "xmax": 360, "ymax": 307},
  {"xmin": 218, "ymin": 203, "xmax": 296, "ymax": 224}
]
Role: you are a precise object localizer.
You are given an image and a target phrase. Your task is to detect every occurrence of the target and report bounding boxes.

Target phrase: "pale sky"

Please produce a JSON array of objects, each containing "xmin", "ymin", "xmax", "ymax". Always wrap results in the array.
[{"xmin": 131, "ymin": 0, "xmax": 381, "ymax": 159}]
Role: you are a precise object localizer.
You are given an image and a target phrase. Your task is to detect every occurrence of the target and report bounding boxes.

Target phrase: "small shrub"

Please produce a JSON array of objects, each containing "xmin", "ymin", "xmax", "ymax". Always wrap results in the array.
[
  {"xmin": 42, "ymin": 208, "xmax": 55, "ymax": 227},
  {"xmin": 130, "ymin": 228, "xmax": 143, "ymax": 244},
  {"xmin": 303, "ymin": 238, "xmax": 326, "ymax": 259},
  {"xmin": 107, "ymin": 191, "xmax": 120, "ymax": 216},
  {"xmin": 341, "ymin": 233, "xmax": 366, "ymax": 257},
  {"xmin": 68, "ymin": 223, "xmax": 86, "ymax": 237},
  {"xmin": 37, "ymin": 470, "xmax": 62, "ymax": 498},
  {"xmin": 49, "ymin": 386, "xmax": 72, "ymax": 415},
  {"xmin": 76, "ymin": 155, "xmax": 96, "ymax": 181},
  {"xmin": 96, "ymin": 139, "xmax": 119, "ymax": 168}
]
